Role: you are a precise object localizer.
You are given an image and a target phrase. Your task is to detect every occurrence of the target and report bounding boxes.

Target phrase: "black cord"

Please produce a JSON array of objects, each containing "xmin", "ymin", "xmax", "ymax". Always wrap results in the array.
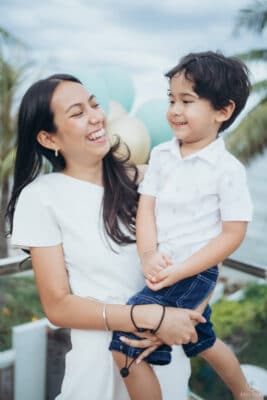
[
  {"xmin": 130, "ymin": 304, "xmax": 146, "ymax": 332},
  {"xmin": 120, "ymin": 353, "xmax": 138, "ymax": 378},
  {"xmin": 120, "ymin": 304, "xmax": 166, "ymax": 378},
  {"xmin": 150, "ymin": 305, "xmax": 166, "ymax": 334}
]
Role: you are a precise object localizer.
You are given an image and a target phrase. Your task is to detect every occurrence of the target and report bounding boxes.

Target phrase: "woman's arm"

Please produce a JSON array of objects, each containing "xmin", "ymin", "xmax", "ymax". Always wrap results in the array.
[{"xmin": 30, "ymin": 245, "xmax": 204, "ymax": 344}]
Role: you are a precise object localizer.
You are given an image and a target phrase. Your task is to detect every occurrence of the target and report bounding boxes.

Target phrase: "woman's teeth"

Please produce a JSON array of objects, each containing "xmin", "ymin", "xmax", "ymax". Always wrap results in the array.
[{"xmin": 87, "ymin": 129, "xmax": 105, "ymax": 141}]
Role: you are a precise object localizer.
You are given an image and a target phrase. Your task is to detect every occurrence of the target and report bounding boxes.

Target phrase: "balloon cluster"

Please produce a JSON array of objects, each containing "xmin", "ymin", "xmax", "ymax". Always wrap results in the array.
[{"xmin": 74, "ymin": 67, "xmax": 173, "ymax": 164}]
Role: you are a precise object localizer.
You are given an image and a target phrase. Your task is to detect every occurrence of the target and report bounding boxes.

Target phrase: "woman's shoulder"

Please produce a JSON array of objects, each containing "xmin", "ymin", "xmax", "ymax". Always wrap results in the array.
[
  {"xmin": 18, "ymin": 173, "xmax": 64, "ymax": 206},
  {"xmin": 21, "ymin": 173, "xmax": 61, "ymax": 193}
]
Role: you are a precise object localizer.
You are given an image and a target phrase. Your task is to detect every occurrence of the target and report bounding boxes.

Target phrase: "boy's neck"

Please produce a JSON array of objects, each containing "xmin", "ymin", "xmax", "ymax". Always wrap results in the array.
[{"xmin": 179, "ymin": 134, "xmax": 219, "ymax": 158}]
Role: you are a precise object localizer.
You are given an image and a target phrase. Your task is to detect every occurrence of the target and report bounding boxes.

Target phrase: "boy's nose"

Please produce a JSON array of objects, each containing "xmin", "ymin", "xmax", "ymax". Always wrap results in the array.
[{"xmin": 171, "ymin": 104, "xmax": 182, "ymax": 116}]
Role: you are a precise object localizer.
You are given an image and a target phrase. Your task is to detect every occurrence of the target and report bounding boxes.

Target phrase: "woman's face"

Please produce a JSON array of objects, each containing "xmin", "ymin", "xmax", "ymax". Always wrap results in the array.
[{"xmin": 50, "ymin": 80, "xmax": 110, "ymax": 165}]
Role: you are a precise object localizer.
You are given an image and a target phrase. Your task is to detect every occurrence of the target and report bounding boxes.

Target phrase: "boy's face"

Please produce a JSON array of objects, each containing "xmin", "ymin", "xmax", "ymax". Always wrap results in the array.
[{"xmin": 166, "ymin": 72, "xmax": 222, "ymax": 146}]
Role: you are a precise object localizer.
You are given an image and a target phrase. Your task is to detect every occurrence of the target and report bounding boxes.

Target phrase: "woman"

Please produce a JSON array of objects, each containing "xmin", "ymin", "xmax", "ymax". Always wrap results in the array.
[{"xmin": 6, "ymin": 74, "xmax": 204, "ymax": 400}]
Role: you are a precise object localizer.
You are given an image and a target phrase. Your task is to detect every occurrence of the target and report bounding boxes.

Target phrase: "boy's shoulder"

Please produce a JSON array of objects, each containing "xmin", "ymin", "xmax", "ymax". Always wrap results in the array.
[
  {"xmin": 220, "ymin": 147, "xmax": 246, "ymax": 174},
  {"xmin": 151, "ymin": 139, "xmax": 174, "ymax": 154}
]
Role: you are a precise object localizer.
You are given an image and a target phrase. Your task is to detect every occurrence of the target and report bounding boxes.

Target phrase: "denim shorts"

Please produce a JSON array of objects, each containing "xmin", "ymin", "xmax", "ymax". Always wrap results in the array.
[{"xmin": 109, "ymin": 265, "xmax": 218, "ymax": 364}]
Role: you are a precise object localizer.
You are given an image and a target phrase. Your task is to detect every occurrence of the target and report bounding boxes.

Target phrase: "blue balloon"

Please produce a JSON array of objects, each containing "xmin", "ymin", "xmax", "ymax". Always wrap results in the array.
[
  {"xmin": 134, "ymin": 99, "xmax": 173, "ymax": 148},
  {"xmin": 98, "ymin": 67, "xmax": 135, "ymax": 112},
  {"xmin": 73, "ymin": 70, "xmax": 110, "ymax": 115}
]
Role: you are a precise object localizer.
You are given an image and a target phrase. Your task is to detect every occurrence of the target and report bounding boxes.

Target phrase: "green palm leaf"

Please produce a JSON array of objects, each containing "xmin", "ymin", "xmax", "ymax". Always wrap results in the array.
[
  {"xmin": 226, "ymin": 101, "xmax": 267, "ymax": 163},
  {"xmin": 252, "ymin": 79, "xmax": 267, "ymax": 94},
  {"xmin": 0, "ymin": 148, "xmax": 16, "ymax": 180},
  {"xmin": 235, "ymin": 0, "xmax": 267, "ymax": 34},
  {"xmin": 235, "ymin": 49, "xmax": 267, "ymax": 62}
]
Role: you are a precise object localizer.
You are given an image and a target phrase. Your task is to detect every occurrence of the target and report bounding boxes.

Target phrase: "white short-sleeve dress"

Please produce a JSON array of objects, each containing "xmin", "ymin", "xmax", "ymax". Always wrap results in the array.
[{"xmin": 12, "ymin": 172, "xmax": 191, "ymax": 400}]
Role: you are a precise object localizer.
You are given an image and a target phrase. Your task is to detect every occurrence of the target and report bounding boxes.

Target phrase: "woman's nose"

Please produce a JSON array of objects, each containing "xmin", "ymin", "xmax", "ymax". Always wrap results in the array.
[{"xmin": 88, "ymin": 107, "xmax": 105, "ymax": 124}]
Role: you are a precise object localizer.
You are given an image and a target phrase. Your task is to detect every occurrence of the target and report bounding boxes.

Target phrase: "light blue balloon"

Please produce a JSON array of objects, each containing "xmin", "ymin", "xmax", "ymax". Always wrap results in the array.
[
  {"xmin": 98, "ymin": 67, "xmax": 135, "ymax": 112},
  {"xmin": 73, "ymin": 70, "xmax": 110, "ymax": 115},
  {"xmin": 134, "ymin": 99, "xmax": 173, "ymax": 148}
]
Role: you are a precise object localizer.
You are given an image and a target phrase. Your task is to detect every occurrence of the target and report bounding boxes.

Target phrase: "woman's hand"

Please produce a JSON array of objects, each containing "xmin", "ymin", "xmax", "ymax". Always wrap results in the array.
[
  {"xmin": 156, "ymin": 307, "xmax": 205, "ymax": 346},
  {"xmin": 119, "ymin": 330, "xmax": 163, "ymax": 364}
]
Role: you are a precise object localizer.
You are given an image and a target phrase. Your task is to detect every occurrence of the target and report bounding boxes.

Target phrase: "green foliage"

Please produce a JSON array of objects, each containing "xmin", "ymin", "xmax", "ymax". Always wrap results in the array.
[
  {"xmin": 235, "ymin": 0, "xmax": 267, "ymax": 34},
  {"xmin": 0, "ymin": 275, "xmax": 44, "ymax": 351},
  {"xmin": 212, "ymin": 283, "xmax": 267, "ymax": 339},
  {"xmin": 226, "ymin": 100, "xmax": 267, "ymax": 163},
  {"xmin": 229, "ymin": 1, "xmax": 267, "ymax": 163},
  {"xmin": 190, "ymin": 282, "xmax": 267, "ymax": 399}
]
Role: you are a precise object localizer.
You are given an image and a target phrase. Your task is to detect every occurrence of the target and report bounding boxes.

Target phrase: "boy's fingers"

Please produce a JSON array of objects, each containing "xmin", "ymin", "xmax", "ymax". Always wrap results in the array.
[
  {"xmin": 162, "ymin": 254, "xmax": 173, "ymax": 265},
  {"xmin": 146, "ymin": 279, "xmax": 166, "ymax": 291},
  {"xmin": 151, "ymin": 268, "xmax": 168, "ymax": 282}
]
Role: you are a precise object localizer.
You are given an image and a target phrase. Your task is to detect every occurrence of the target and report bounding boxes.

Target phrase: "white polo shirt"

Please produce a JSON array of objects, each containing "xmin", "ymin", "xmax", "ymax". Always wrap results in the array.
[{"xmin": 138, "ymin": 137, "xmax": 253, "ymax": 262}]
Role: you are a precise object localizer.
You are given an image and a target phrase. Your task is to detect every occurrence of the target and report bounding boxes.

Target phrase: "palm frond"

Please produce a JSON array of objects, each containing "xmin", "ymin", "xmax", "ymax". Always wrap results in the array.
[
  {"xmin": 0, "ymin": 26, "xmax": 26, "ymax": 47},
  {"xmin": 235, "ymin": 48, "xmax": 267, "ymax": 62},
  {"xmin": 0, "ymin": 148, "xmax": 16, "ymax": 180},
  {"xmin": 235, "ymin": 0, "xmax": 267, "ymax": 34},
  {"xmin": 252, "ymin": 79, "xmax": 267, "ymax": 94},
  {"xmin": 226, "ymin": 100, "xmax": 267, "ymax": 163}
]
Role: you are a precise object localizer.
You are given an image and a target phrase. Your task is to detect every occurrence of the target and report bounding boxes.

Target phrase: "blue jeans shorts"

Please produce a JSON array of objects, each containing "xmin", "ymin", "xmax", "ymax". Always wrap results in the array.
[{"xmin": 109, "ymin": 265, "xmax": 218, "ymax": 364}]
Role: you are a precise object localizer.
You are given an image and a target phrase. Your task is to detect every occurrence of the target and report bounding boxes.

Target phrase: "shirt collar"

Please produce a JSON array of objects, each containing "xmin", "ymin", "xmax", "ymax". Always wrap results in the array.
[{"xmin": 166, "ymin": 137, "xmax": 225, "ymax": 165}]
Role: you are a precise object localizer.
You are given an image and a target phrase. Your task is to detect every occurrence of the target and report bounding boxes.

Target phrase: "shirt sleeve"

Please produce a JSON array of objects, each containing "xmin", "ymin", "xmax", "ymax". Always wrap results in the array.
[
  {"xmin": 138, "ymin": 147, "xmax": 161, "ymax": 197},
  {"xmin": 11, "ymin": 185, "xmax": 62, "ymax": 249},
  {"xmin": 218, "ymin": 162, "xmax": 253, "ymax": 222}
]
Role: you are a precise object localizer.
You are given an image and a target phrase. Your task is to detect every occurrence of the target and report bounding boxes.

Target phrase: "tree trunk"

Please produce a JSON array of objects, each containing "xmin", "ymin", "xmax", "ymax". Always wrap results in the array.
[{"xmin": 0, "ymin": 179, "xmax": 9, "ymax": 258}]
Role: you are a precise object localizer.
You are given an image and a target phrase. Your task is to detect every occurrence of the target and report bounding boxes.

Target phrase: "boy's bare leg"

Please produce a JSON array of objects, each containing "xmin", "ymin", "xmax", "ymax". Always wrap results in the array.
[
  {"xmin": 112, "ymin": 351, "xmax": 162, "ymax": 400},
  {"xmin": 200, "ymin": 338, "xmax": 263, "ymax": 400}
]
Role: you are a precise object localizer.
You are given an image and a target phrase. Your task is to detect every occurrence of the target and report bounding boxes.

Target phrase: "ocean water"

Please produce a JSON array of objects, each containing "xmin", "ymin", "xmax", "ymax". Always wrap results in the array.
[{"xmin": 233, "ymin": 147, "xmax": 267, "ymax": 268}]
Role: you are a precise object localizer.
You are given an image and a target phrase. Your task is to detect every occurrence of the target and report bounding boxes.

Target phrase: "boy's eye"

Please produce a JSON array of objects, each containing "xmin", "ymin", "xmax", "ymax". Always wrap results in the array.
[
  {"xmin": 92, "ymin": 103, "xmax": 100, "ymax": 109},
  {"xmin": 183, "ymin": 100, "xmax": 193, "ymax": 104}
]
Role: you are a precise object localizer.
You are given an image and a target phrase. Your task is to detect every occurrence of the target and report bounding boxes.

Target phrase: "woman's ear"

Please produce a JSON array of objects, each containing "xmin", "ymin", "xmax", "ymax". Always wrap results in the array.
[
  {"xmin": 37, "ymin": 130, "xmax": 59, "ymax": 151},
  {"xmin": 216, "ymin": 100, "xmax": 236, "ymax": 123}
]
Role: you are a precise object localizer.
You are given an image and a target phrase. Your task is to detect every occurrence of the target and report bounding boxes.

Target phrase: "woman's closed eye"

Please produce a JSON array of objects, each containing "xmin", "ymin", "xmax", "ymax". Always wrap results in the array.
[{"xmin": 71, "ymin": 111, "xmax": 83, "ymax": 117}]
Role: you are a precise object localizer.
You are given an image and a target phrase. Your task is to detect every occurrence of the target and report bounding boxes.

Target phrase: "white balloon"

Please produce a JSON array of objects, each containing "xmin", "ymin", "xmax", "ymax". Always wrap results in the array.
[
  {"xmin": 107, "ymin": 100, "xmax": 127, "ymax": 124},
  {"xmin": 108, "ymin": 115, "xmax": 151, "ymax": 165}
]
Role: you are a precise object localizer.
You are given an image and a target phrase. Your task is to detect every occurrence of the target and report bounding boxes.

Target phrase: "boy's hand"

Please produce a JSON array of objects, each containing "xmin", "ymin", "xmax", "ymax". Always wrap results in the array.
[
  {"xmin": 141, "ymin": 251, "xmax": 173, "ymax": 281},
  {"xmin": 145, "ymin": 264, "xmax": 181, "ymax": 291}
]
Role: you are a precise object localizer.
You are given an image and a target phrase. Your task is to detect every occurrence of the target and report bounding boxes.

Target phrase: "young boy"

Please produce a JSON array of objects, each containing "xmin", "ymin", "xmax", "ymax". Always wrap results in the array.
[{"xmin": 110, "ymin": 51, "xmax": 263, "ymax": 400}]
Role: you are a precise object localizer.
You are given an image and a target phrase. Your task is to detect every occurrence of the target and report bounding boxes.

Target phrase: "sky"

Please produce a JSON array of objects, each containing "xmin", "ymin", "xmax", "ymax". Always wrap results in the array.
[{"xmin": 0, "ymin": 0, "xmax": 266, "ymax": 111}]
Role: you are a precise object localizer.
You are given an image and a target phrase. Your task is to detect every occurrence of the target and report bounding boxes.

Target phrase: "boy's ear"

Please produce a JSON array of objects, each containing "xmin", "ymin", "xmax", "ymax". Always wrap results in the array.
[
  {"xmin": 37, "ymin": 130, "xmax": 59, "ymax": 151},
  {"xmin": 216, "ymin": 100, "xmax": 236, "ymax": 123}
]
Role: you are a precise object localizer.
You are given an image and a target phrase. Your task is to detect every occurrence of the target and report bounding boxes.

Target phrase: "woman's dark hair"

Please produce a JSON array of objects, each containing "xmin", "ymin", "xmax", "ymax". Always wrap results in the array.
[
  {"xmin": 6, "ymin": 74, "xmax": 138, "ymax": 246},
  {"xmin": 165, "ymin": 51, "xmax": 251, "ymax": 132}
]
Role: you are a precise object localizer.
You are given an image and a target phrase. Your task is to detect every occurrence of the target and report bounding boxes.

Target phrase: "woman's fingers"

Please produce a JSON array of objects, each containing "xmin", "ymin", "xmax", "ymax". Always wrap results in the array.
[
  {"xmin": 136, "ymin": 345, "xmax": 159, "ymax": 364},
  {"xmin": 133, "ymin": 331, "xmax": 158, "ymax": 340},
  {"xmin": 120, "ymin": 336, "xmax": 162, "ymax": 348},
  {"xmin": 184, "ymin": 309, "xmax": 206, "ymax": 324}
]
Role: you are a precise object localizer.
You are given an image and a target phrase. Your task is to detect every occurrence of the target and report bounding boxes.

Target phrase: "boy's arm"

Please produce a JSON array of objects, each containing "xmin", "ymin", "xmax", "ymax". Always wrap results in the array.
[
  {"xmin": 136, "ymin": 195, "xmax": 171, "ymax": 278},
  {"xmin": 147, "ymin": 221, "xmax": 247, "ymax": 290},
  {"xmin": 136, "ymin": 194, "xmax": 157, "ymax": 256}
]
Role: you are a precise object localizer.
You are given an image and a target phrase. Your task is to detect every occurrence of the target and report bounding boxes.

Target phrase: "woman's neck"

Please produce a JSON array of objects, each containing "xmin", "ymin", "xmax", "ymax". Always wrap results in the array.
[{"xmin": 62, "ymin": 161, "xmax": 103, "ymax": 186}]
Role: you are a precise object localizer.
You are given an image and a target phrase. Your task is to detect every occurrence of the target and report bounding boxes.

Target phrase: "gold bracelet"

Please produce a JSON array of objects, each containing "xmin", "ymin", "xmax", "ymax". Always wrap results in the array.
[{"xmin": 102, "ymin": 303, "xmax": 111, "ymax": 331}]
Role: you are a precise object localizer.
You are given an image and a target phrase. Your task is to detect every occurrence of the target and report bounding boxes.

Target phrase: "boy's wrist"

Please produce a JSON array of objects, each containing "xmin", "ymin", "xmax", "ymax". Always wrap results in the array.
[{"xmin": 139, "ymin": 246, "xmax": 158, "ymax": 263}]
